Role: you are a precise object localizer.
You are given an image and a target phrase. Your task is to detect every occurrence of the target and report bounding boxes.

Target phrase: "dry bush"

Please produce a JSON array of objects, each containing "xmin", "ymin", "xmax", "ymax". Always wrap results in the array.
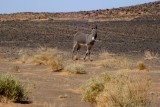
[
  {"xmin": 64, "ymin": 63, "xmax": 86, "ymax": 74},
  {"xmin": 0, "ymin": 73, "xmax": 28, "ymax": 103},
  {"xmin": 144, "ymin": 51, "xmax": 159, "ymax": 60},
  {"xmin": 100, "ymin": 52, "xmax": 149, "ymax": 71},
  {"xmin": 18, "ymin": 49, "xmax": 30, "ymax": 63},
  {"xmin": 47, "ymin": 55, "xmax": 63, "ymax": 72},
  {"xmin": 19, "ymin": 54, "xmax": 29, "ymax": 64},
  {"xmin": 137, "ymin": 61, "xmax": 148, "ymax": 71},
  {"xmin": 31, "ymin": 48, "xmax": 63, "ymax": 72},
  {"xmin": 81, "ymin": 71, "xmax": 151, "ymax": 107},
  {"xmin": 81, "ymin": 73, "xmax": 110, "ymax": 103},
  {"xmin": 96, "ymin": 71, "xmax": 151, "ymax": 107},
  {"xmin": 19, "ymin": 47, "xmax": 63, "ymax": 72},
  {"xmin": 98, "ymin": 52, "xmax": 134, "ymax": 69},
  {"xmin": 99, "ymin": 52, "xmax": 114, "ymax": 60}
]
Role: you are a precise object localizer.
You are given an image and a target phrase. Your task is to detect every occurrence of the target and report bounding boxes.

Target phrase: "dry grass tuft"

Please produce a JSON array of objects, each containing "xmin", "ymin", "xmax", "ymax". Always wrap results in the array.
[
  {"xmin": 137, "ymin": 61, "xmax": 148, "ymax": 71},
  {"xmin": 81, "ymin": 73, "xmax": 110, "ymax": 103},
  {"xmin": 19, "ymin": 47, "xmax": 63, "ymax": 72},
  {"xmin": 98, "ymin": 52, "xmax": 134, "ymax": 69},
  {"xmin": 81, "ymin": 71, "xmax": 151, "ymax": 107},
  {"xmin": 18, "ymin": 49, "xmax": 29, "ymax": 63},
  {"xmin": 144, "ymin": 51, "xmax": 159, "ymax": 60},
  {"xmin": 31, "ymin": 48, "xmax": 63, "ymax": 72},
  {"xmin": 64, "ymin": 63, "xmax": 86, "ymax": 74},
  {"xmin": 0, "ymin": 96, "xmax": 9, "ymax": 103},
  {"xmin": 47, "ymin": 55, "xmax": 63, "ymax": 72},
  {"xmin": 20, "ymin": 54, "xmax": 29, "ymax": 64},
  {"xmin": 99, "ymin": 52, "xmax": 114, "ymax": 60},
  {"xmin": 96, "ymin": 71, "xmax": 151, "ymax": 107}
]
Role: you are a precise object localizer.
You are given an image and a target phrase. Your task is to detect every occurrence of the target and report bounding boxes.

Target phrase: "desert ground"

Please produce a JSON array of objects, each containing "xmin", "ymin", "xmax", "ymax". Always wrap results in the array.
[{"xmin": 0, "ymin": 2, "xmax": 160, "ymax": 107}]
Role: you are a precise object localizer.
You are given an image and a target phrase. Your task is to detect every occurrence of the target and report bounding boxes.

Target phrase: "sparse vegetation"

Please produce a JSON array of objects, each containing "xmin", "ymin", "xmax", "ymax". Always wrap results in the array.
[
  {"xmin": 31, "ymin": 48, "xmax": 63, "ymax": 72},
  {"xmin": 137, "ymin": 61, "xmax": 148, "ymax": 71},
  {"xmin": 81, "ymin": 73, "xmax": 110, "ymax": 103},
  {"xmin": 19, "ymin": 53, "xmax": 29, "ymax": 64},
  {"xmin": 64, "ymin": 63, "xmax": 86, "ymax": 74},
  {"xmin": 19, "ymin": 48, "xmax": 63, "ymax": 72},
  {"xmin": 81, "ymin": 71, "xmax": 151, "ymax": 107},
  {"xmin": 144, "ymin": 51, "xmax": 159, "ymax": 60},
  {"xmin": 0, "ymin": 73, "xmax": 28, "ymax": 103},
  {"xmin": 18, "ymin": 49, "xmax": 29, "ymax": 64},
  {"xmin": 10, "ymin": 65, "xmax": 20, "ymax": 72},
  {"xmin": 98, "ymin": 52, "xmax": 134, "ymax": 69}
]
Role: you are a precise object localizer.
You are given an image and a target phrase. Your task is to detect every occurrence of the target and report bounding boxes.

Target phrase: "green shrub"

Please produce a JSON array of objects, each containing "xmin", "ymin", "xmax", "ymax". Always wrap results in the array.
[{"xmin": 0, "ymin": 73, "xmax": 28, "ymax": 102}]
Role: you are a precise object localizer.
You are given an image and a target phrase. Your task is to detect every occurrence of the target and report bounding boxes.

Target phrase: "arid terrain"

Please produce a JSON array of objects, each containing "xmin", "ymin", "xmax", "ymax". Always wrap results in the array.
[{"xmin": 0, "ymin": 1, "xmax": 160, "ymax": 107}]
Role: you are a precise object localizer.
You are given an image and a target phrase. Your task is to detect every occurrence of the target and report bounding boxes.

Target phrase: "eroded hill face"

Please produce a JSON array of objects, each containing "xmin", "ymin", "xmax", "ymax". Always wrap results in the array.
[{"xmin": 0, "ymin": 1, "xmax": 159, "ymax": 22}]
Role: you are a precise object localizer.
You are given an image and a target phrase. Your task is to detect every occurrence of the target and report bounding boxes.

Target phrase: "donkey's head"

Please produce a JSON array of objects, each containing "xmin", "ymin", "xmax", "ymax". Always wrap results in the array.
[{"xmin": 91, "ymin": 25, "xmax": 97, "ymax": 41}]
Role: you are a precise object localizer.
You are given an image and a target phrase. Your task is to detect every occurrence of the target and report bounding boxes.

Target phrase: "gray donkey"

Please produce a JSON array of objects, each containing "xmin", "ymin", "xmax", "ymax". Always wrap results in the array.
[{"xmin": 72, "ymin": 25, "xmax": 97, "ymax": 61}]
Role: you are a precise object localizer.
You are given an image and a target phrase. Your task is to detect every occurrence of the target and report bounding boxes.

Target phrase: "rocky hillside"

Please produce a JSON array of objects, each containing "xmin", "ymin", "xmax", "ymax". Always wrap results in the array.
[{"xmin": 0, "ymin": 1, "xmax": 159, "ymax": 21}]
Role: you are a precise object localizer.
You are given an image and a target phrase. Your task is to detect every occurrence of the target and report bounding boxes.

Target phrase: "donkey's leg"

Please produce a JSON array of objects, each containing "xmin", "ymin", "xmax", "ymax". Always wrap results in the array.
[
  {"xmin": 72, "ymin": 43, "xmax": 78, "ymax": 60},
  {"xmin": 84, "ymin": 45, "xmax": 92, "ymax": 61},
  {"xmin": 88, "ymin": 45, "xmax": 93, "ymax": 61},
  {"xmin": 84, "ymin": 46, "xmax": 90, "ymax": 61},
  {"xmin": 84, "ymin": 50, "xmax": 89, "ymax": 61},
  {"xmin": 88, "ymin": 50, "xmax": 91, "ymax": 61},
  {"xmin": 76, "ymin": 45, "xmax": 81, "ymax": 60}
]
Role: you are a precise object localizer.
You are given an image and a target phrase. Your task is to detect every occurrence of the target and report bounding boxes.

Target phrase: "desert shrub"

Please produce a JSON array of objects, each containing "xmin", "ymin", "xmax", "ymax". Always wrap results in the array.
[
  {"xmin": 64, "ymin": 63, "xmax": 86, "ymax": 74},
  {"xmin": 98, "ymin": 52, "xmax": 134, "ymax": 69},
  {"xmin": 19, "ymin": 53, "xmax": 29, "ymax": 64},
  {"xmin": 18, "ymin": 49, "xmax": 29, "ymax": 63},
  {"xmin": 81, "ymin": 73, "xmax": 110, "ymax": 103},
  {"xmin": 19, "ymin": 48, "xmax": 63, "ymax": 72},
  {"xmin": 137, "ymin": 61, "xmax": 148, "ymax": 71},
  {"xmin": 81, "ymin": 71, "xmax": 151, "ymax": 107},
  {"xmin": 99, "ymin": 52, "xmax": 114, "ymax": 60},
  {"xmin": 97, "ymin": 71, "xmax": 151, "ymax": 107},
  {"xmin": 144, "ymin": 51, "xmax": 159, "ymax": 60},
  {"xmin": 0, "ymin": 73, "xmax": 28, "ymax": 102},
  {"xmin": 47, "ymin": 55, "xmax": 63, "ymax": 72},
  {"xmin": 31, "ymin": 48, "xmax": 63, "ymax": 72},
  {"xmin": 20, "ymin": 54, "xmax": 29, "ymax": 64}
]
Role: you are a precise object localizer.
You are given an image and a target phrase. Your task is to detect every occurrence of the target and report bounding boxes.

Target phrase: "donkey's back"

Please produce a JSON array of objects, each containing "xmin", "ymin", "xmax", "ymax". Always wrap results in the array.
[{"xmin": 73, "ymin": 32, "xmax": 89, "ymax": 45}]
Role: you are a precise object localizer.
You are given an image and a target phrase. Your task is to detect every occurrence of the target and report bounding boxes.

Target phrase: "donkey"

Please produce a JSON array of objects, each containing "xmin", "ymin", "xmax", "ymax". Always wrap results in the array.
[{"xmin": 72, "ymin": 25, "xmax": 97, "ymax": 61}]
